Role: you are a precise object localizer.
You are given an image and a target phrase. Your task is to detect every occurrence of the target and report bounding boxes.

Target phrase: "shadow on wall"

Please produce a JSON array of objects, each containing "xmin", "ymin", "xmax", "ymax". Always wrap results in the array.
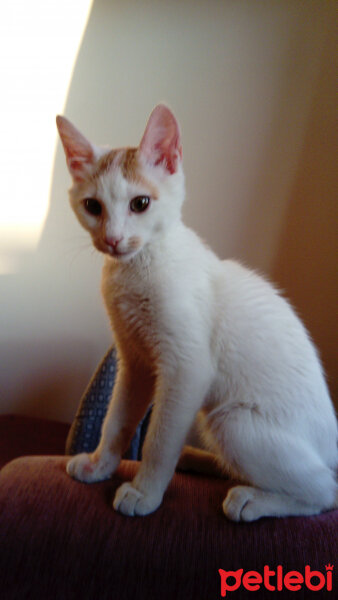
[
  {"xmin": 272, "ymin": 17, "xmax": 338, "ymax": 404},
  {"xmin": 1, "ymin": 340, "xmax": 93, "ymax": 422},
  {"xmin": 1, "ymin": 0, "xmax": 337, "ymax": 421}
]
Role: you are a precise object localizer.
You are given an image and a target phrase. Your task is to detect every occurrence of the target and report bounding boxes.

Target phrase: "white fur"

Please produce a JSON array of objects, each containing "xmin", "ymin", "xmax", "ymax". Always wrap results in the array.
[{"xmin": 58, "ymin": 106, "xmax": 337, "ymax": 521}]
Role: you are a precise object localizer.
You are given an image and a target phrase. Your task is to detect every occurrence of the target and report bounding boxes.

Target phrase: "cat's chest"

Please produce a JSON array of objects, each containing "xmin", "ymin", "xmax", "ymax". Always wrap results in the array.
[
  {"xmin": 102, "ymin": 259, "xmax": 161, "ymax": 356},
  {"xmin": 101, "ymin": 249, "xmax": 214, "ymax": 363},
  {"xmin": 113, "ymin": 285, "xmax": 153, "ymax": 328}
]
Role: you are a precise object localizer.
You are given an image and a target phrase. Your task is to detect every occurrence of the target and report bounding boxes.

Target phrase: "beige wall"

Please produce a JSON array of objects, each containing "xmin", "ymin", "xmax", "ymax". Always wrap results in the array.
[{"xmin": 1, "ymin": 0, "xmax": 337, "ymax": 422}]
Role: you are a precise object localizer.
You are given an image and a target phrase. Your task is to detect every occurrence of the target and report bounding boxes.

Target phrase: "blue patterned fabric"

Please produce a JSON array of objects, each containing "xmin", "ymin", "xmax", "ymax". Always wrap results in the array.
[{"xmin": 66, "ymin": 347, "xmax": 151, "ymax": 460}]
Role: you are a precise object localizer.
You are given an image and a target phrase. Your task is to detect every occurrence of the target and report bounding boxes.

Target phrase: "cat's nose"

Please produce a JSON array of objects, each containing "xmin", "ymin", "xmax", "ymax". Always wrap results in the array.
[{"xmin": 105, "ymin": 236, "xmax": 124, "ymax": 249}]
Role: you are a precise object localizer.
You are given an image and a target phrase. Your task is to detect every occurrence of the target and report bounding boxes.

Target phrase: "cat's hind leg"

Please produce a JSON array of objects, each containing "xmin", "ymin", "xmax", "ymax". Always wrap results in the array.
[
  {"xmin": 223, "ymin": 485, "xmax": 325, "ymax": 522},
  {"xmin": 204, "ymin": 407, "xmax": 337, "ymax": 520}
]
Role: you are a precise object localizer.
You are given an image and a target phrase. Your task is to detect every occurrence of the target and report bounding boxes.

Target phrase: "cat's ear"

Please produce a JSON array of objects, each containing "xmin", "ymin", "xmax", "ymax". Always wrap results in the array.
[
  {"xmin": 139, "ymin": 104, "xmax": 182, "ymax": 175},
  {"xmin": 56, "ymin": 116, "xmax": 96, "ymax": 182}
]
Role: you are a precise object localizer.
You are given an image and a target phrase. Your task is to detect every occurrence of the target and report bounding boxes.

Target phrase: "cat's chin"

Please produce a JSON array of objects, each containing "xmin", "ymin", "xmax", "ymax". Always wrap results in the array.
[{"xmin": 105, "ymin": 247, "xmax": 141, "ymax": 262}]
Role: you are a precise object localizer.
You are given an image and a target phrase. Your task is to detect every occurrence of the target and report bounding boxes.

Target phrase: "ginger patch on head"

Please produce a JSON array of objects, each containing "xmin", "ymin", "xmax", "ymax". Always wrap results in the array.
[
  {"xmin": 121, "ymin": 148, "xmax": 159, "ymax": 200},
  {"xmin": 92, "ymin": 147, "xmax": 158, "ymax": 199},
  {"xmin": 121, "ymin": 148, "xmax": 139, "ymax": 180},
  {"xmin": 91, "ymin": 149, "xmax": 120, "ymax": 179}
]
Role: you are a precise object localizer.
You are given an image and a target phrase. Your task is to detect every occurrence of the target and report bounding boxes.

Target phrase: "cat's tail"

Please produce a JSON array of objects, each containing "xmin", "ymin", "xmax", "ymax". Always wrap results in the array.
[{"xmin": 176, "ymin": 445, "xmax": 226, "ymax": 478}]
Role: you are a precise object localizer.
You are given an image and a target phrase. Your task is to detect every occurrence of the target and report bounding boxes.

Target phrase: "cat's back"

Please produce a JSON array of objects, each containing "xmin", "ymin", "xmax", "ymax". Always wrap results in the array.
[
  {"xmin": 216, "ymin": 258, "xmax": 301, "ymax": 329},
  {"xmin": 214, "ymin": 258, "xmax": 315, "ymax": 363},
  {"xmin": 212, "ymin": 259, "xmax": 332, "ymax": 410}
]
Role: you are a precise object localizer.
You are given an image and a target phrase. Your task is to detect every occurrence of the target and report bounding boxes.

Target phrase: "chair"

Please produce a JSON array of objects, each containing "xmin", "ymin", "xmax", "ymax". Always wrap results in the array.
[{"xmin": 0, "ymin": 349, "xmax": 336, "ymax": 599}]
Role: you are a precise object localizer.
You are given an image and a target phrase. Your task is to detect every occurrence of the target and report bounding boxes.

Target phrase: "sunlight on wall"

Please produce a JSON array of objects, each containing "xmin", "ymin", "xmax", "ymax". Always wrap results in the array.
[{"xmin": 0, "ymin": 0, "xmax": 93, "ymax": 274}]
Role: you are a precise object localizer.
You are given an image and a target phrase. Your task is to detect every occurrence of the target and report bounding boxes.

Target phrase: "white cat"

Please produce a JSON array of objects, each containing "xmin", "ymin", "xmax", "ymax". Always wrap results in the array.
[{"xmin": 57, "ymin": 104, "xmax": 337, "ymax": 521}]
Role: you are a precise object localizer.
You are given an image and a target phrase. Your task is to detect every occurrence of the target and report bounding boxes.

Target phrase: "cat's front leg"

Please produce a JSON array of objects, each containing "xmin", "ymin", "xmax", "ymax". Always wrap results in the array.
[
  {"xmin": 67, "ymin": 450, "xmax": 119, "ymax": 483},
  {"xmin": 113, "ymin": 367, "xmax": 211, "ymax": 516},
  {"xmin": 67, "ymin": 364, "xmax": 154, "ymax": 483}
]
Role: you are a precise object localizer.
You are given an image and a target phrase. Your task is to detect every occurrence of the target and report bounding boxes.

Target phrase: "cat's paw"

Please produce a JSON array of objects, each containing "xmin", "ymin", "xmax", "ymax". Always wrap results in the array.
[
  {"xmin": 113, "ymin": 481, "xmax": 162, "ymax": 516},
  {"xmin": 66, "ymin": 452, "xmax": 117, "ymax": 483},
  {"xmin": 222, "ymin": 485, "xmax": 259, "ymax": 522}
]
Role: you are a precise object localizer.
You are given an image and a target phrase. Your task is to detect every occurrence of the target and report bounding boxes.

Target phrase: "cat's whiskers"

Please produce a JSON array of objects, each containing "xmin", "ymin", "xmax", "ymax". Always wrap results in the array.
[{"xmin": 62, "ymin": 235, "xmax": 95, "ymax": 267}]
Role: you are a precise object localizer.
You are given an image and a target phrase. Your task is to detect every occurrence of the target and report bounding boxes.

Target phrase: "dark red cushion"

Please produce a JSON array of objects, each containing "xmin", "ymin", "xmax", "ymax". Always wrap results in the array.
[{"xmin": 0, "ymin": 455, "xmax": 336, "ymax": 599}]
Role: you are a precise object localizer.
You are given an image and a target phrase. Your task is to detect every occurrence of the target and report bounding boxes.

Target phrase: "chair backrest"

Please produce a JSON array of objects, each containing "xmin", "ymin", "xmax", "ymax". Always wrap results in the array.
[{"xmin": 65, "ymin": 347, "xmax": 151, "ymax": 460}]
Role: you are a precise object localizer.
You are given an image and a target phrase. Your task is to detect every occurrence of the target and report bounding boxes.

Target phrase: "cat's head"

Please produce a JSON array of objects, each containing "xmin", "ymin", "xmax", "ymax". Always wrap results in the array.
[{"xmin": 56, "ymin": 104, "xmax": 184, "ymax": 261}]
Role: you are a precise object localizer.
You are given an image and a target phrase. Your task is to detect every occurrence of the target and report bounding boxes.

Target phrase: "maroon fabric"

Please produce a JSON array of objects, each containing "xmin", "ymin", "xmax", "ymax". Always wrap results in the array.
[
  {"xmin": 0, "ymin": 455, "xmax": 336, "ymax": 599},
  {"xmin": 0, "ymin": 415, "xmax": 69, "ymax": 469}
]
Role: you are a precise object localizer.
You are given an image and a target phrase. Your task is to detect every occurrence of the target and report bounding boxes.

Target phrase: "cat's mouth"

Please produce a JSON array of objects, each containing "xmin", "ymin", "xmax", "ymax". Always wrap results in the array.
[
  {"xmin": 108, "ymin": 248, "xmax": 130, "ymax": 258},
  {"xmin": 104, "ymin": 244, "xmax": 139, "ymax": 261}
]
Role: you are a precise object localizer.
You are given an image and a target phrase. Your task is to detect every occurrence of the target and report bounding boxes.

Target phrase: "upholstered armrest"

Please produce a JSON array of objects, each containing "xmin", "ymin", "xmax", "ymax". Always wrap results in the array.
[{"xmin": 0, "ymin": 456, "xmax": 336, "ymax": 599}]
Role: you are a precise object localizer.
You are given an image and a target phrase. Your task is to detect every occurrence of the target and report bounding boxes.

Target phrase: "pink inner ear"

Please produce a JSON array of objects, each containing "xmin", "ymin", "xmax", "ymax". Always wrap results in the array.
[
  {"xmin": 140, "ymin": 105, "xmax": 182, "ymax": 174},
  {"xmin": 56, "ymin": 116, "xmax": 95, "ymax": 181},
  {"xmin": 67, "ymin": 151, "xmax": 94, "ymax": 182},
  {"xmin": 67, "ymin": 157, "xmax": 93, "ymax": 181}
]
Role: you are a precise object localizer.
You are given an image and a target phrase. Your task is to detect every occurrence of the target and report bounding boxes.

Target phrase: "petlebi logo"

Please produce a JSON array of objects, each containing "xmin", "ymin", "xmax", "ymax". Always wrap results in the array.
[{"xmin": 218, "ymin": 564, "xmax": 334, "ymax": 596}]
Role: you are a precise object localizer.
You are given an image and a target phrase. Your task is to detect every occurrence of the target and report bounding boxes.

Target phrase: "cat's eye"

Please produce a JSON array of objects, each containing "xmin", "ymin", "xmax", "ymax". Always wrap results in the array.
[
  {"xmin": 129, "ymin": 196, "xmax": 150, "ymax": 213},
  {"xmin": 84, "ymin": 198, "xmax": 102, "ymax": 216}
]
